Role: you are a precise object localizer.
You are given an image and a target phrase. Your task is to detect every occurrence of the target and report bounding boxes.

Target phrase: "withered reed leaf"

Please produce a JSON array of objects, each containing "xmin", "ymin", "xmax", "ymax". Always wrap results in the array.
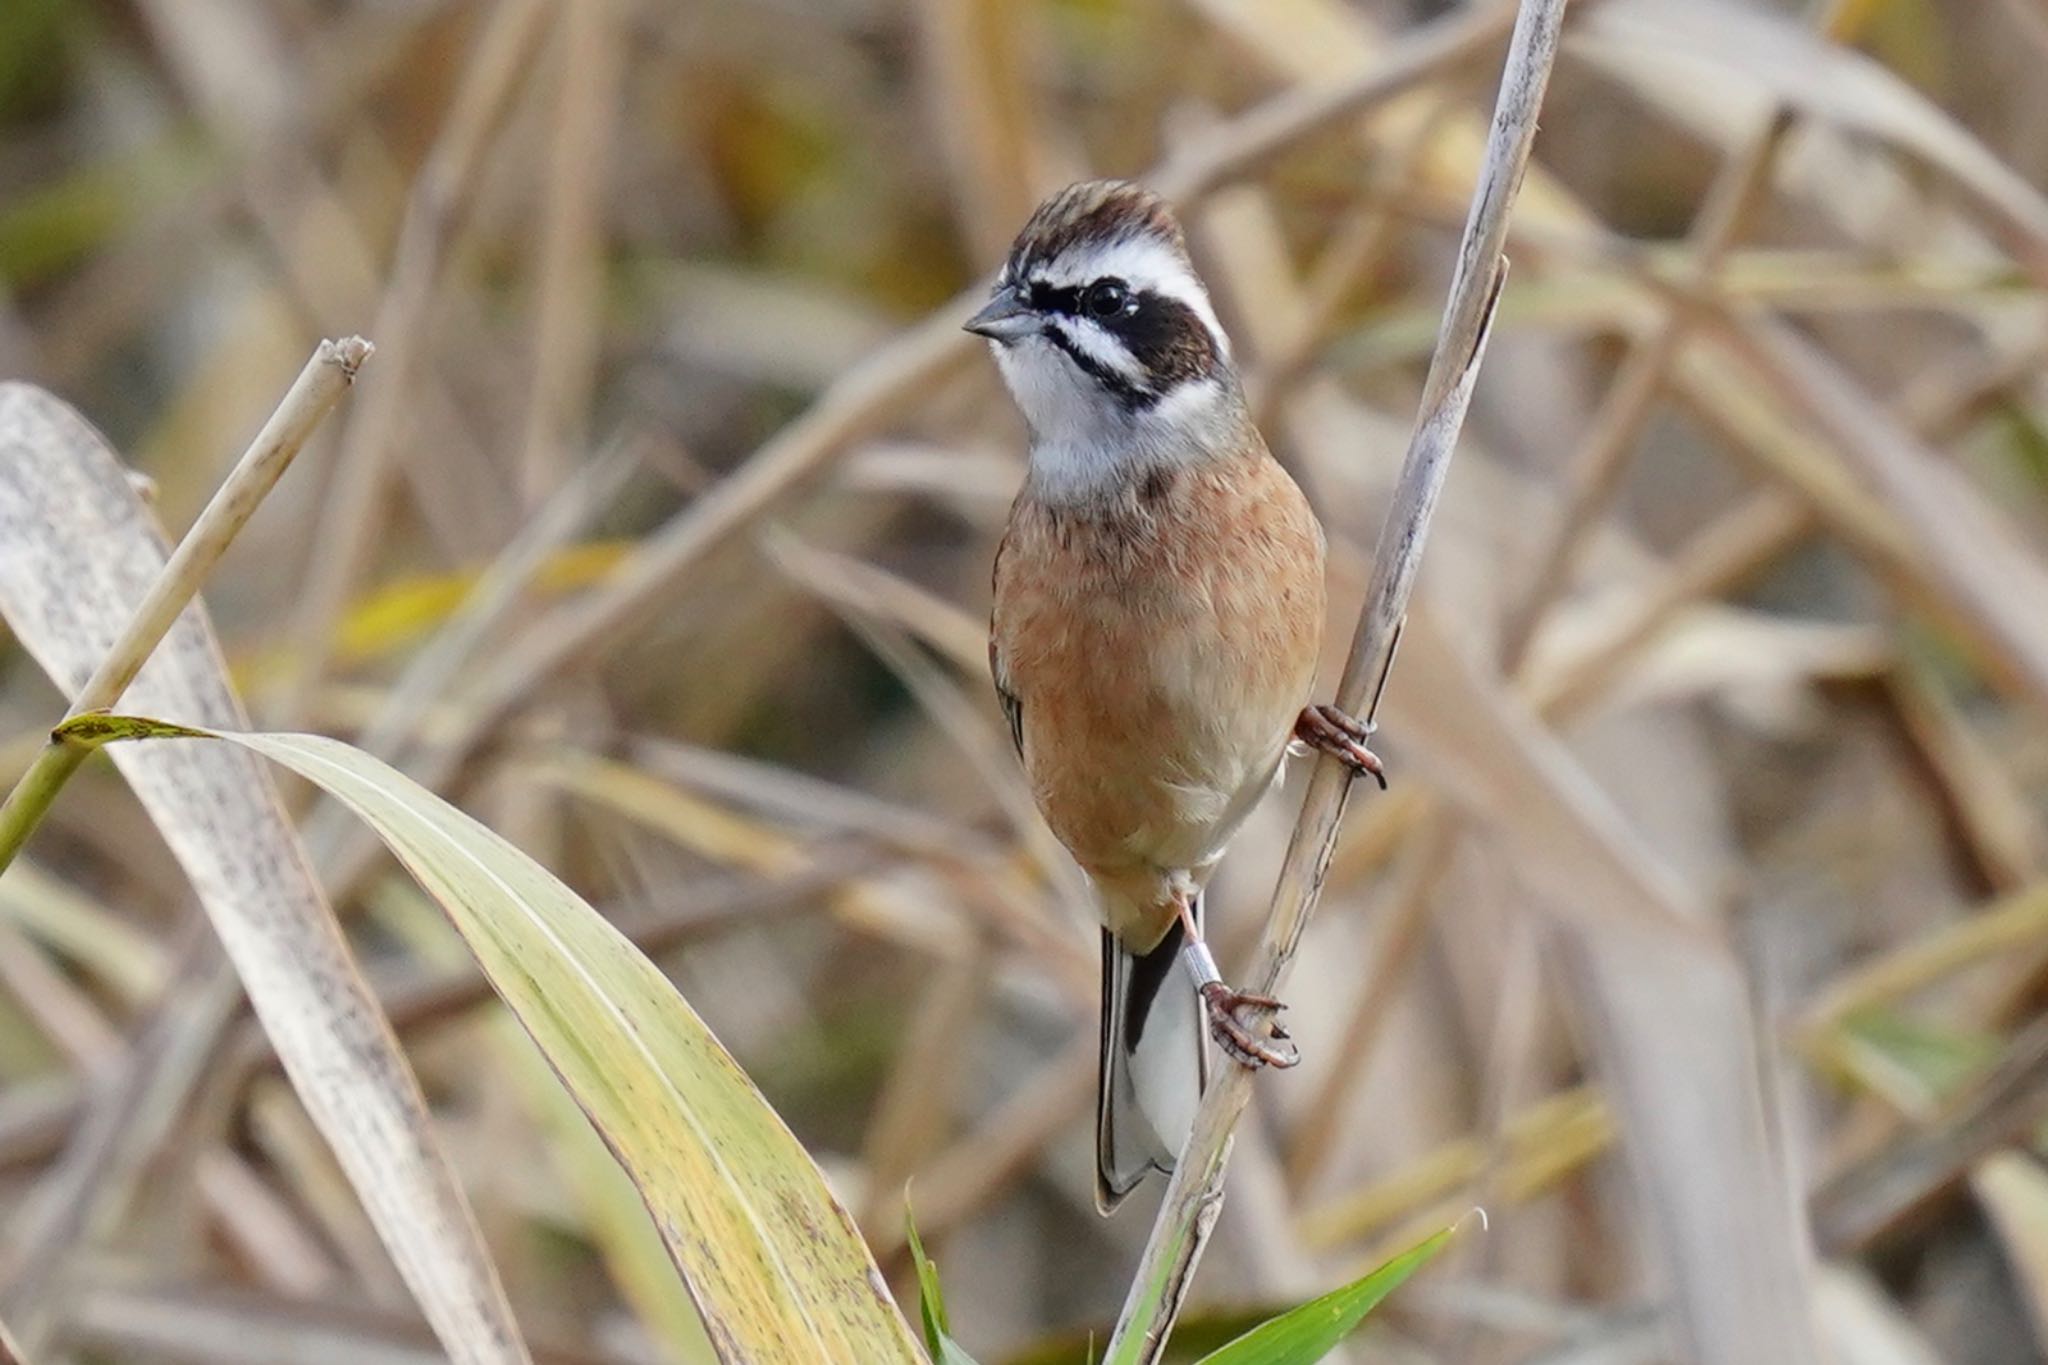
[
  {"xmin": 57, "ymin": 715, "xmax": 924, "ymax": 1365},
  {"xmin": 0, "ymin": 384, "xmax": 529, "ymax": 1364}
]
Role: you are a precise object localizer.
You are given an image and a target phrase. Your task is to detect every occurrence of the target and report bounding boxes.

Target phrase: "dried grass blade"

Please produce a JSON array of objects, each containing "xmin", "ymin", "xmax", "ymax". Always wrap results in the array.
[
  {"xmin": 54, "ymin": 720, "xmax": 922, "ymax": 1364},
  {"xmin": 0, "ymin": 1311, "xmax": 28, "ymax": 1365},
  {"xmin": 1729, "ymin": 320, "xmax": 2048, "ymax": 717},
  {"xmin": 1389, "ymin": 610, "xmax": 1823, "ymax": 1363},
  {"xmin": 0, "ymin": 386, "xmax": 529, "ymax": 1364},
  {"xmin": 1972, "ymin": 1152, "xmax": 2048, "ymax": 1353}
]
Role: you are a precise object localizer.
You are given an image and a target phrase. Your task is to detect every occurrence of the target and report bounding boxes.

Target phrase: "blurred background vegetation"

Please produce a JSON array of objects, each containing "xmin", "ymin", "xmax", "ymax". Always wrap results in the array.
[{"xmin": 4, "ymin": 0, "xmax": 2048, "ymax": 1361}]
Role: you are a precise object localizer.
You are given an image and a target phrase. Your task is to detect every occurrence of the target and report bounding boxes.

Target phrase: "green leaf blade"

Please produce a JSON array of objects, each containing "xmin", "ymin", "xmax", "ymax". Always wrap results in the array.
[
  {"xmin": 1194, "ymin": 1225, "xmax": 1456, "ymax": 1365},
  {"xmin": 905, "ymin": 1201, "xmax": 980, "ymax": 1365},
  {"xmin": 129, "ymin": 724, "xmax": 921, "ymax": 1365}
]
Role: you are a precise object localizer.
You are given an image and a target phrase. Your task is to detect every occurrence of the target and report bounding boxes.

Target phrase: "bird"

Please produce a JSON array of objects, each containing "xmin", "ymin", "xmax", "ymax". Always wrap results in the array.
[{"xmin": 971, "ymin": 180, "xmax": 1384, "ymax": 1211}]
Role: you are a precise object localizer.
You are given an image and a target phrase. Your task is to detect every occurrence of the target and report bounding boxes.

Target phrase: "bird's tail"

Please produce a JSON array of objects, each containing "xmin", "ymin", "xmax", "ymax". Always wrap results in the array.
[{"xmin": 1097, "ymin": 897, "xmax": 1210, "ymax": 1214}]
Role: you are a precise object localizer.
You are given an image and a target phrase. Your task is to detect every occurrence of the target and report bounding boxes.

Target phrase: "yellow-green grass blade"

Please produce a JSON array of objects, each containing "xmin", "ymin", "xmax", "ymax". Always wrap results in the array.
[
  {"xmin": 1, "ymin": 387, "xmax": 529, "ymax": 1364},
  {"xmin": 1194, "ymin": 1224, "xmax": 1454, "ymax": 1365},
  {"xmin": 904, "ymin": 1202, "xmax": 978, "ymax": 1365},
  {"xmin": 61, "ymin": 716, "xmax": 923, "ymax": 1365},
  {"xmin": 368, "ymin": 882, "xmax": 718, "ymax": 1365}
]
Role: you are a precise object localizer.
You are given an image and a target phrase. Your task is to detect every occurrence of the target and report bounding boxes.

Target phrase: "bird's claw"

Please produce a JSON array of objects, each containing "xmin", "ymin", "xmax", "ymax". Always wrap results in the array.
[
  {"xmin": 1295, "ymin": 704, "xmax": 1387, "ymax": 789},
  {"xmin": 1199, "ymin": 981, "xmax": 1300, "ymax": 1070}
]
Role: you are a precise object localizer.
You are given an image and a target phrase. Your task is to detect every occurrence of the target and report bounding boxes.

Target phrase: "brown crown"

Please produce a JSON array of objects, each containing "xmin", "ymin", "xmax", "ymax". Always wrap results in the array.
[{"xmin": 1004, "ymin": 181, "xmax": 1186, "ymax": 280}]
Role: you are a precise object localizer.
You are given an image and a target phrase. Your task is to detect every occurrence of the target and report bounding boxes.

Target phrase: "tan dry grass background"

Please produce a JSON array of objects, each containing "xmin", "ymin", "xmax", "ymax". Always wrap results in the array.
[{"xmin": 3, "ymin": 0, "xmax": 2048, "ymax": 1361}]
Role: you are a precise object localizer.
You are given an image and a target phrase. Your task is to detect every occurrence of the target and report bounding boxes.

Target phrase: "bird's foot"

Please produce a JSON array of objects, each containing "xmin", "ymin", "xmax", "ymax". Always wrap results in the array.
[
  {"xmin": 1199, "ymin": 981, "xmax": 1300, "ymax": 1070},
  {"xmin": 1294, "ymin": 704, "xmax": 1387, "ymax": 789}
]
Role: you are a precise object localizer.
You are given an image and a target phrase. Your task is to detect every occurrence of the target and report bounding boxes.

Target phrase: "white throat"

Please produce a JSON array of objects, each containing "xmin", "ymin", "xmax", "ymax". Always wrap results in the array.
[{"xmin": 995, "ymin": 337, "xmax": 1240, "ymax": 505}]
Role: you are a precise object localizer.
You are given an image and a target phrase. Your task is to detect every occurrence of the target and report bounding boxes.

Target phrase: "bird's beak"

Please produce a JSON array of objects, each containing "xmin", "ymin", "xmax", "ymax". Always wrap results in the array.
[{"xmin": 964, "ymin": 286, "xmax": 1037, "ymax": 343}]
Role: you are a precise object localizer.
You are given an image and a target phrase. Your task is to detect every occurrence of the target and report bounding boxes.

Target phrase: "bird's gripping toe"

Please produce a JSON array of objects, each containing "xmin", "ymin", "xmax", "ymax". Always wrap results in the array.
[
  {"xmin": 1294, "ymin": 703, "xmax": 1387, "ymax": 789},
  {"xmin": 1198, "ymin": 981, "xmax": 1300, "ymax": 1070}
]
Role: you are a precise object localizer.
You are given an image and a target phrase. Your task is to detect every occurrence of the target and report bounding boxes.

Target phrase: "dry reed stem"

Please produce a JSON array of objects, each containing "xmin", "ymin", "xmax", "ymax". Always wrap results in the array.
[
  {"xmin": 1801, "ymin": 880, "xmax": 2048, "ymax": 1037},
  {"xmin": 856, "ymin": 942, "xmax": 988, "ymax": 1230},
  {"xmin": 767, "ymin": 529, "xmax": 1090, "ymax": 911},
  {"xmin": 0, "ymin": 375, "xmax": 538, "ymax": 1364},
  {"xmin": 1724, "ymin": 318, "xmax": 2048, "ymax": 716},
  {"xmin": 192, "ymin": 1149, "xmax": 342, "ymax": 1299},
  {"xmin": 278, "ymin": 0, "xmax": 549, "ymax": 723},
  {"xmin": 0, "ymin": 438, "xmax": 642, "ymax": 1345},
  {"xmin": 1102, "ymin": 3, "xmax": 1565, "ymax": 1357},
  {"xmin": 628, "ymin": 737, "xmax": 994, "ymax": 862},
  {"xmin": 61, "ymin": 1285, "xmax": 603, "ymax": 1365},
  {"xmin": 212, "ymin": 856, "xmax": 895, "ymax": 1088},
  {"xmin": 1885, "ymin": 664, "xmax": 2046, "ymax": 893},
  {"xmin": 1974, "ymin": 1153, "xmax": 2048, "ymax": 1349},
  {"xmin": 1524, "ymin": 488, "xmax": 1815, "ymax": 720},
  {"xmin": 1499, "ymin": 106, "xmax": 1793, "ymax": 666},
  {"xmin": 290, "ymin": 440, "xmax": 643, "ymax": 899},
  {"xmin": 0, "ymin": 338, "xmax": 371, "ymax": 876},
  {"xmin": 0, "ymin": 921, "xmax": 121, "ymax": 1069},
  {"xmin": 1285, "ymin": 820, "xmax": 1459, "ymax": 1190},
  {"xmin": 1301, "ymin": 1085, "xmax": 1609, "ymax": 1251},
  {"xmin": 0, "ymin": 1314, "xmax": 25, "ymax": 1365},
  {"xmin": 1996, "ymin": 0, "xmax": 2048, "ymax": 61},
  {"xmin": 516, "ymin": 0, "xmax": 620, "ymax": 506},
  {"xmin": 914, "ymin": 0, "xmax": 1058, "ymax": 261},
  {"xmin": 0, "ymin": 949, "xmax": 242, "ymax": 1336},
  {"xmin": 1812, "ymin": 1011, "xmax": 2048, "ymax": 1254},
  {"xmin": 1246, "ymin": 104, "xmax": 1452, "ymax": 431},
  {"xmin": 870, "ymin": 1035, "xmax": 1098, "ymax": 1259},
  {"xmin": 1151, "ymin": 1, "xmax": 1524, "ymax": 203}
]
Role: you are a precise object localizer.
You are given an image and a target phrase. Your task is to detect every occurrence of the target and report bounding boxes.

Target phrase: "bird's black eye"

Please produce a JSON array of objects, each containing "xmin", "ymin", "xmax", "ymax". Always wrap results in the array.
[{"xmin": 1083, "ymin": 279, "xmax": 1131, "ymax": 320}]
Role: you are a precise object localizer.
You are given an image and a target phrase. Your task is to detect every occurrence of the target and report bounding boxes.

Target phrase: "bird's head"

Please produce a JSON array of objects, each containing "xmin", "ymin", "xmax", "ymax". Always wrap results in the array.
[{"xmin": 967, "ymin": 181, "xmax": 1243, "ymax": 498}]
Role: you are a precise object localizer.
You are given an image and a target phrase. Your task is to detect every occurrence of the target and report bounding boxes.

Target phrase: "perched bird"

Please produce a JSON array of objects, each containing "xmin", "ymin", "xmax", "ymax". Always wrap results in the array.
[{"xmin": 972, "ymin": 181, "xmax": 1383, "ymax": 1211}]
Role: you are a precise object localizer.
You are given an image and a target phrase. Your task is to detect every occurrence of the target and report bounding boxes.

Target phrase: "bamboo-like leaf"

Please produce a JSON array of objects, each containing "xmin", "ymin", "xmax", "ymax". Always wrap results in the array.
[
  {"xmin": 1834, "ymin": 1011, "xmax": 1999, "ymax": 1117},
  {"xmin": 368, "ymin": 883, "xmax": 719, "ymax": 1365},
  {"xmin": 57, "ymin": 714, "xmax": 924, "ymax": 1365},
  {"xmin": 1195, "ymin": 1225, "xmax": 1454, "ymax": 1365},
  {"xmin": 905, "ymin": 1202, "xmax": 978, "ymax": 1365},
  {"xmin": 0, "ymin": 384, "xmax": 529, "ymax": 1364}
]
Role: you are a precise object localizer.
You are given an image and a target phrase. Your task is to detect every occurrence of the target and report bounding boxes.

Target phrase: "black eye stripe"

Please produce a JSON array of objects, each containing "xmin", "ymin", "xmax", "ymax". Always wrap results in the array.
[
  {"xmin": 1026, "ymin": 279, "xmax": 1142, "ymax": 320},
  {"xmin": 1028, "ymin": 283, "xmax": 1083, "ymax": 315},
  {"xmin": 1023, "ymin": 278, "xmax": 1223, "ymax": 411}
]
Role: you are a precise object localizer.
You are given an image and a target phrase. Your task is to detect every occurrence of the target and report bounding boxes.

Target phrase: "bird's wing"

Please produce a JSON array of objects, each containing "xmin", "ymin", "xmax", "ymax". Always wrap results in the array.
[
  {"xmin": 994, "ymin": 651, "xmax": 1024, "ymax": 756},
  {"xmin": 989, "ymin": 528, "xmax": 1025, "ymax": 756}
]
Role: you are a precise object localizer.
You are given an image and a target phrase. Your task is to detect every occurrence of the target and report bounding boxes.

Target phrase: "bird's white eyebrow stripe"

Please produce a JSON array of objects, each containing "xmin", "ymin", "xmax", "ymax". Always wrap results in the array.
[
  {"xmin": 1040, "ymin": 318, "xmax": 1152, "ymax": 407},
  {"xmin": 1048, "ymin": 315, "xmax": 1146, "ymax": 381},
  {"xmin": 1030, "ymin": 236, "xmax": 1232, "ymax": 359}
]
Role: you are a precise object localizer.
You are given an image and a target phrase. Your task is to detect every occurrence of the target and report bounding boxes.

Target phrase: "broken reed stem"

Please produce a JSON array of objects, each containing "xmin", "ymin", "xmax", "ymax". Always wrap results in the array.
[
  {"xmin": 1102, "ymin": 3, "xmax": 1568, "ymax": 1360},
  {"xmin": 0, "ymin": 337, "xmax": 371, "ymax": 877}
]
